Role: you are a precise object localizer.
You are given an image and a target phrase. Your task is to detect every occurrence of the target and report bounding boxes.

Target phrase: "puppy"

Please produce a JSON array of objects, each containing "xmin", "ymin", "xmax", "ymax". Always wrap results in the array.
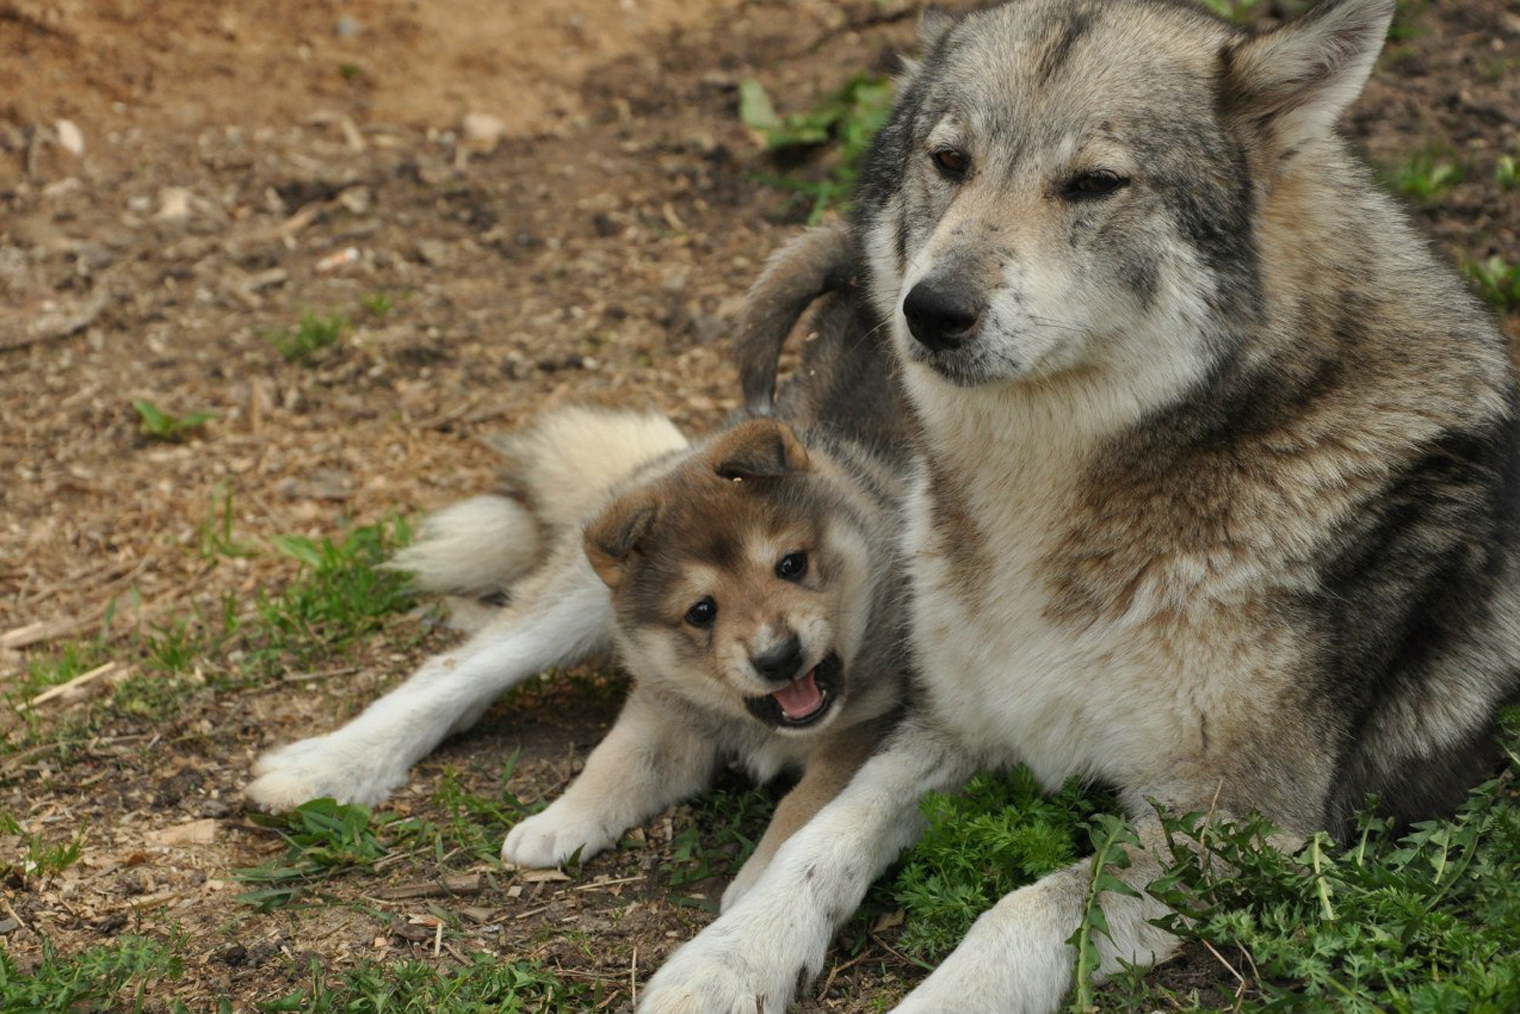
[{"xmin": 246, "ymin": 228, "xmax": 913, "ymax": 905}]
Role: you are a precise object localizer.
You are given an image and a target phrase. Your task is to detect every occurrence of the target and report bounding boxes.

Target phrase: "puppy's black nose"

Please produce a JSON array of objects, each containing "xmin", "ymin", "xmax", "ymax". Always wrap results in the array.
[
  {"xmin": 903, "ymin": 281, "xmax": 984, "ymax": 352},
  {"xmin": 751, "ymin": 635, "xmax": 805, "ymax": 684}
]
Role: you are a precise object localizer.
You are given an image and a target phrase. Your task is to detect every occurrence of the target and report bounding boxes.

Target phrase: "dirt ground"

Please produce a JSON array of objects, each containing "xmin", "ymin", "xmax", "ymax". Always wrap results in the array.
[{"xmin": 2, "ymin": 0, "xmax": 1518, "ymax": 1011}]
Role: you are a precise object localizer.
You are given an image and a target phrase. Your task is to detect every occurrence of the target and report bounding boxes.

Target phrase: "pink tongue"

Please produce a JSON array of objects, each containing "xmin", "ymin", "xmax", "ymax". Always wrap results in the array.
[{"xmin": 773, "ymin": 669, "xmax": 824, "ymax": 720}]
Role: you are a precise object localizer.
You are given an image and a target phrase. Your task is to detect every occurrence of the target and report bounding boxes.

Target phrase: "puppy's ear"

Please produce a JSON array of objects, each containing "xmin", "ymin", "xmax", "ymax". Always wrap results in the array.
[
  {"xmin": 709, "ymin": 419, "xmax": 810, "ymax": 481},
  {"xmin": 1223, "ymin": 0, "xmax": 1393, "ymax": 157},
  {"xmin": 584, "ymin": 493, "xmax": 660, "ymax": 588}
]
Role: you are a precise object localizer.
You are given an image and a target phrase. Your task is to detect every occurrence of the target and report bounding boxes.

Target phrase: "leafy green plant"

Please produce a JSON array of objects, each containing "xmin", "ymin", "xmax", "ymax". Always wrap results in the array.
[
  {"xmin": 663, "ymin": 785, "xmax": 776, "ymax": 897},
  {"xmin": 1104, "ymin": 716, "xmax": 1520, "ymax": 1013},
  {"xmin": 885, "ymin": 768, "xmax": 1109, "ymax": 959},
  {"xmin": 234, "ymin": 797, "xmax": 426, "ymax": 909},
  {"xmin": 259, "ymin": 953, "xmax": 589, "ymax": 1014},
  {"xmin": 740, "ymin": 73, "xmax": 894, "ymax": 224},
  {"xmin": 0, "ymin": 935, "xmax": 184, "ymax": 1014},
  {"xmin": 270, "ymin": 311, "xmax": 345, "ymax": 363},
  {"xmin": 254, "ymin": 517, "xmax": 414, "ymax": 667},
  {"xmin": 131, "ymin": 399, "xmax": 214, "ymax": 442},
  {"xmin": 1468, "ymin": 256, "xmax": 1520, "ymax": 313},
  {"xmin": 1066, "ymin": 814, "xmax": 1142, "ymax": 1014},
  {"xmin": 1385, "ymin": 145, "xmax": 1464, "ymax": 204}
]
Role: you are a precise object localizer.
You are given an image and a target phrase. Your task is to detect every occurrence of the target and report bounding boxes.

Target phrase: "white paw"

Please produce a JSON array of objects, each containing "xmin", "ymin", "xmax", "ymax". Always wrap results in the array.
[
  {"xmin": 638, "ymin": 927, "xmax": 794, "ymax": 1014},
  {"xmin": 637, "ymin": 950, "xmax": 764, "ymax": 1014},
  {"xmin": 501, "ymin": 802, "xmax": 615, "ymax": 868},
  {"xmin": 720, "ymin": 851, "xmax": 769, "ymax": 913},
  {"xmin": 244, "ymin": 736, "xmax": 408, "ymax": 811}
]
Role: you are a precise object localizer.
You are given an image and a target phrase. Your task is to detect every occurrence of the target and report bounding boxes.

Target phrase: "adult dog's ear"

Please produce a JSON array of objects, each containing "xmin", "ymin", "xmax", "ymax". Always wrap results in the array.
[
  {"xmin": 583, "ymin": 493, "xmax": 660, "ymax": 589},
  {"xmin": 709, "ymin": 419, "xmax": 810, "ymax": 481},
  {"xmin": 1223, "ymin": 0, "xmax": 1394, "ymax": 157},
  {"xmin": 900, "ymin": 7, "xmax": 956, "ymax": 80},
  {"xmin": 918, "ymin": 7, "xmax": 956, "ymax": 51}
]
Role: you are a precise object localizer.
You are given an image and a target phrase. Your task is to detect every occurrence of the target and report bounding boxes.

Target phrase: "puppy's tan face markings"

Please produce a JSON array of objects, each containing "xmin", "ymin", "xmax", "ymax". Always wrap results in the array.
[{"xmin": 585, "ymin": 420, "xmax": 866, "ymax": 733}]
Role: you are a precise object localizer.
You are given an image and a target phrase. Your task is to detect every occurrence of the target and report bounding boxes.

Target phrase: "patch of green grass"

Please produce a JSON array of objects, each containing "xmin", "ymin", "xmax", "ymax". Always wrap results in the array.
[
  {"xmin": 432, "ymin": 756, "xmax": 537, "ymax": 866},
  {"xmin": 0, "ymin": 809, "xmax": 87, "ymax": 883},
  {"xmin": 198, "ymin": 482, "xmax": 255, "ymax": 562},
  {"xmin": 882, "ymin": 768, "xmax": 1109, "ymax": 959},
  {"xmin": 338, "ymin": 62, "xmax": 361, "ymax": 82},
  {"xmin": 104, "ymin": 670, "xmax": 194, "ymax": 722},
  {"xmin": 361, "ymin": 291, "xmax": 394, "ymax": 319},
  {"xmin": 253, "ymin": 517, "xmax": 414, "ymax": 667},
  {"xmin": 1387, "ymin": 0, "xmax": 1427, "ymax": 42},
  {"xmin": 234, "ymin": 797, "xmax": 430, "ymax": 910},
  {"xmin": 0, "ymin": 935, "xmax": 182, "ymax": 1013},
  {"xmin": 259, "ymin": 954, "xmax": 590, "ymax": 1013},
  {"xmin": 131, "ymin": 399, "xmax": 214, "ymax": 442},
  {"xmin": 270, "ymin": 311, "xmax": 346, "ymax": 363},
  {"xmin": 1468, "ymin": 256, "xmax": 1520, "ymax": 313},
  {"xmin": 8, "ymin": 639, "xmax": 109, "ymax": 704},
  {"xmin": 1199, "ymin": 0, "xmax": 1261, "ymax": 22},
  {"xmin": 1385, "ymin": 144, "xmax": 1464, "ymax": 205},
  {"xmin": 740, "ymin": 73, "xmax": 894, "ymax": 224},
  {"xmin": 1498, "ymin": 155, "xmax": 1519, "ymax": 191}
]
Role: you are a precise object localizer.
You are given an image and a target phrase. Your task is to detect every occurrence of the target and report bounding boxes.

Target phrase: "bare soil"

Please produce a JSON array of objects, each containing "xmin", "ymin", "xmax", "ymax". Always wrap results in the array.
[{"xmin": 1, "ymin": 1, "xmax": 1518, "ymax": 1011}]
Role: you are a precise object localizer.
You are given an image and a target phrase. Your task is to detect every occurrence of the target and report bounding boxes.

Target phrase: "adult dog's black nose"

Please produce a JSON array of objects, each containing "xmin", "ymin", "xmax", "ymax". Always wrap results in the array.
[
  {"xmin": 903, "ymin": 281, "xmax": 984, "ymax": 352},
  {"xmin": 751, "ymin": 635, "xmax": 805, "ymax": 684}
]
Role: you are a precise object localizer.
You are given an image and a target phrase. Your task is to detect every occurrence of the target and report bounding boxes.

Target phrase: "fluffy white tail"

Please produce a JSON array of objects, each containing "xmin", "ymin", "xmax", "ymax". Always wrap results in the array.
[{"xmin": 387, "ymin": 406, "xmax": 687, "ymax": 597}]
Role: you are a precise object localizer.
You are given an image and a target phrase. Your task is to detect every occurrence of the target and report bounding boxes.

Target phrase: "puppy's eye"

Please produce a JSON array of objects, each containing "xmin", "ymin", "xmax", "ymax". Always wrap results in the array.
[
  {"xmin": 776, "ymin": 551, "xmax": 808, "ymax": 581},
  {"xmin": 931, "ymin": 148, "xmax": 970, "ymax": 179},
  {"xmin": 685, "ymin": 597, "xmax": 717, "ymax": 628},
  {"xmin": 1063, "ymin": 170, "xmax": 1128, "ymax": 199}
]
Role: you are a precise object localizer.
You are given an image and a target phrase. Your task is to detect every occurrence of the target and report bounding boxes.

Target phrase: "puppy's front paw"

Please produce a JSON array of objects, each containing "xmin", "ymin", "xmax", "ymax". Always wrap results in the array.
[
  {"xmin": 501, "ymin": 803, "xmax": 614, "ymax": 868},
  {"xmin": 245, "ymin": 736, "xmax": 406, "ymax": 811}
]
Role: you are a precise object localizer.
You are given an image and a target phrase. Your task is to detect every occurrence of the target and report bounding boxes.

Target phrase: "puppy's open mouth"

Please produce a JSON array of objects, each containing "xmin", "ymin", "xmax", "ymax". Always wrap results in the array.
[{"xmin": 745, "ymin": 652, "xmax": 843, "ymax": 729}]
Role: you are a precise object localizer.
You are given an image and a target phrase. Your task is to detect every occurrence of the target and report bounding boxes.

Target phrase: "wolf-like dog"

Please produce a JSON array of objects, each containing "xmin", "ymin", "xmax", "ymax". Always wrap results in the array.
[
  {"xmin": 244, "ymin": 231, "xmax": 915, "ymax": 900},
  {"xmin": 638, "ymin": 1, "xmax": 1520, "ymax": 1011}
]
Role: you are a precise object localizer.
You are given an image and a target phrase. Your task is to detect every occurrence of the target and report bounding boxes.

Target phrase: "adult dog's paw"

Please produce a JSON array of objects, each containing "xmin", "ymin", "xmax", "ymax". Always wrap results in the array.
[
  {"xmin": 501, "ymin": 803, "xmax": 613, "ymax": 868},
  {"xmin": 637, "ymin": 932, "xmax": 792, "ymax": 1014},
  {"xmin": 244, "ymin": 736, "xmax": 406, "ymax": 811}
]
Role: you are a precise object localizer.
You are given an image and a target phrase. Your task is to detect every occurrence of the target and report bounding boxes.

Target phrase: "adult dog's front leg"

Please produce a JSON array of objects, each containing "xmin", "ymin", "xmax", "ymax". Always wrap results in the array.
[
  {"xmin": 245, "ymin": 541, "xmax": 612, "ymax": 811},
  {"xmin": 890, "ymin": 813, "xmax": 1179, "ymax": 1014},
  {"xmin": 638, "ymin": 722, "xmax": 970, "ymax": 1014}
]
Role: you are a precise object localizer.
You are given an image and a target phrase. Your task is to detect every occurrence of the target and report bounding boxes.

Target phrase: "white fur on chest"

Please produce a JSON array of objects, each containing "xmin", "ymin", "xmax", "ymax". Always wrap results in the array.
[{"xmin": 903, "ymin": 378, "xmax": 1225, "ymax": 791}]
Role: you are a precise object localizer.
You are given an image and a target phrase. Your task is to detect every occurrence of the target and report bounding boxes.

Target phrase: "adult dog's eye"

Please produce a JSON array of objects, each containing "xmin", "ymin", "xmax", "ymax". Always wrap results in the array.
[
  {"xmin": 1063, "ymin": 170, "xmax": 1128, "ymax": 199},
  {"xmin": 776, "ymin": 551, "xmax": 808, "ymax": 581},
  {"xmin": 685, "ymin": 598, "xmax": 718, "ymax": 628},
  {"xmin": 932, "ymin": 148, "xmax": 970, "ymax": 179}
]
